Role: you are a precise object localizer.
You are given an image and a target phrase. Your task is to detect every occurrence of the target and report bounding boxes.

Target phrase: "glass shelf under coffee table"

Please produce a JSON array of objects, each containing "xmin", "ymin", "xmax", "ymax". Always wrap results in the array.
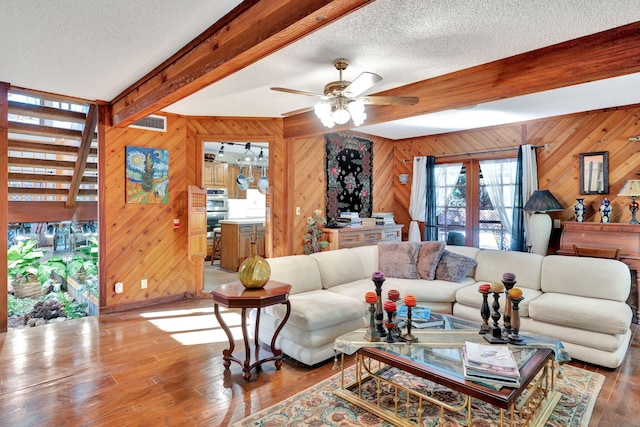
[{"xmin": 333, "ymin": 314, "xmax": 568, "ymax": 427}]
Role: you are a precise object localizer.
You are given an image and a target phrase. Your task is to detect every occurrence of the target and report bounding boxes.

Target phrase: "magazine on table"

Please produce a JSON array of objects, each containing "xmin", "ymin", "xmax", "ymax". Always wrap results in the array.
[
  {"xmin": 395, "ymin": 306, "xmax": 445, "ymax": 328},
  {"xmin": 462, "ymin": 341, "xmax": 521, "ymax": 388}
]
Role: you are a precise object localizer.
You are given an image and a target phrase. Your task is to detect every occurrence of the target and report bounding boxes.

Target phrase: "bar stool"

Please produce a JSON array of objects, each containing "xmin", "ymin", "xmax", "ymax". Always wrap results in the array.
[{"xmin": 211, "ymin": 227, "xmax": 222, "ymax": 265}]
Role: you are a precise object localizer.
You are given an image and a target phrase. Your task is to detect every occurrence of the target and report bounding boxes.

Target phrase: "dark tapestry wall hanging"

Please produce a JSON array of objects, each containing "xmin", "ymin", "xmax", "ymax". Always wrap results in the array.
[{"xmin": 325, "ymin": 133, "xmax": 373, "ymax": 220}]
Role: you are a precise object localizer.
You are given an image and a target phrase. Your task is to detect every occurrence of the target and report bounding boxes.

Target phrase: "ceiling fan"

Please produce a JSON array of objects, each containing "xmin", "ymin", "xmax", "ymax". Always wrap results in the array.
[{"xmin": 271, "ymin": 58, "xmax": 419, "ymax": 127}]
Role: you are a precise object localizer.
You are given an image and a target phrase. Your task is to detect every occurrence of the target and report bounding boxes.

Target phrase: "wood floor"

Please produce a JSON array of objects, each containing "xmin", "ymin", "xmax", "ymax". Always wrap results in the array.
[{"xmin": 0, "ymin": 298, "xmax": 638, "ymax": 427}]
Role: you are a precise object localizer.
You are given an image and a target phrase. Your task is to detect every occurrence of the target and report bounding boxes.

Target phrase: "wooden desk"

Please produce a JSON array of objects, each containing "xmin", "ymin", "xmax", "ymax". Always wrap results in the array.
[
  {"xmin": 211, "ymin": 281, "xmax": 291, "ymax": 381},
  {"xmin": 322, "ymin": 224, "xmax": 402, "ymax": 251},
  {"xmin": 559, "ymin": 222, "xmax": 640, "ymax": 322}
]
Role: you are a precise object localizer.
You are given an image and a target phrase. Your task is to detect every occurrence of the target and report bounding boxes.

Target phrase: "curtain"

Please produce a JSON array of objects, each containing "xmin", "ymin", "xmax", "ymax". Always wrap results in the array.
[
  {"xmin": 509, "ymin": 145, "xmax": 538, "ymax": 251},
  {"xmin": 424, "ymin": 156, "xmax": 437, "ymax": 241},
  {"xmin": 480, "ymin": 158, "xmax": 517, "ymax": 248},
  {"xmin": 408, "ymin": 157, "xmax": 427, "ymax": 241}
]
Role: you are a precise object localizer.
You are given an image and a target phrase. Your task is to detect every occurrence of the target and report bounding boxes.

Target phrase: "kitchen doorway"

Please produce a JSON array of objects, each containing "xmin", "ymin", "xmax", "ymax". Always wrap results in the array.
[{"xmin": 202, "ymin": 141, "xmax": 270, "ymax": 291}]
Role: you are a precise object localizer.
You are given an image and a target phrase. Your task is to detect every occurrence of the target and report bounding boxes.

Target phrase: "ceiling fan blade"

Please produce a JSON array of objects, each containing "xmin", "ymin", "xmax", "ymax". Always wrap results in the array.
[
  {"xmin": 281, "ymin": 105, "xmax": 315, "ymax": 117},
  {"xmin": 343, "ymin": 72, "xmax": 382, "ymax": 97},
  {"xmin": 361, "ymin": 95, "xmax": 419, "ymax": 106},
  {"xmin": 271, "ymin": 87, "xmax": 327, "ymax": 99}
]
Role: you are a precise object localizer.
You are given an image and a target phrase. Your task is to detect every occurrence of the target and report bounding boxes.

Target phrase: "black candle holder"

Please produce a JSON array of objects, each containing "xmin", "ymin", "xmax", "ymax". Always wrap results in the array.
[
  {"xmin": 373, "ymin": 277, "xmax": 387, "ymax": 337},
  {"xmin": 479, "ymin": 289, "xmax": 490, "ymax": 335},
  {"xmin": 402, "ymin": 305, "xmax": 418, "ymax": 343},
  {"xmin": 384, "ymin": 307, "xmax": 397, "ymax": 343},
  {"xmin": 502, "ymin": 279, "xmax": 516, "ymax": 337},
  {"xmin": 484, "ymin": 291, "xmax": 508, "ymax": 344},
  {"xmin": 364, "ymin": 302, "xmax": 380, "ymax": 342},
  {"xmin": 508, "ymin": 296, "xmax": 526, "ymax": 345}
]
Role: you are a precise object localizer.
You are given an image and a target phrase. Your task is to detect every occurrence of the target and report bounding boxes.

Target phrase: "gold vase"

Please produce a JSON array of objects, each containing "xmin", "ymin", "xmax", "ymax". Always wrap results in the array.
[{"xmin": 238, "ymin": 241, "xmax": 271, "ymax": 289}]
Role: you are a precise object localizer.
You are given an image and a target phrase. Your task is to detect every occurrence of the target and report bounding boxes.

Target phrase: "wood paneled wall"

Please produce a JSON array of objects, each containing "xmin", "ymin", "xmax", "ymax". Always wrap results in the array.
[
  {"xmin": 392, "ymin": 104, "xmax": 640, "ymax": 245},
  {"xmin": 287, "ymin": 133, "xmax": 395, "ymax": 255},
  {"xmin": 101, "ymin": 114, "xmax": 195, "ymax": 311}
]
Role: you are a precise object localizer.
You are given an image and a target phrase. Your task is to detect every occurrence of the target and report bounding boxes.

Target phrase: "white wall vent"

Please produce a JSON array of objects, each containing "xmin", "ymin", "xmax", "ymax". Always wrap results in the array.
[{"xmin": 129, "ymin": 115, "xmax": 167, "ymax": 132}]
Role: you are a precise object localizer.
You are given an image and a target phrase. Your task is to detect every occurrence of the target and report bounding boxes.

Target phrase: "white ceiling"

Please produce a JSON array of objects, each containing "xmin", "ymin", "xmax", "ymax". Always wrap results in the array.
[{"xmin": 2, "ymin": 1, "xmax": 640, "ymax": 140}]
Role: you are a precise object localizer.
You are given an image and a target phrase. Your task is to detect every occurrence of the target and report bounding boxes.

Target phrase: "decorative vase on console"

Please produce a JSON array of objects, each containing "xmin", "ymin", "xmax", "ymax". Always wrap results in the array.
[
  {"xmin": 574, "ymin": 198, "xmax": 586, "ymax": 222},
  {"xmin": 238, "ymin": 241, "xmax": 271, "ymax": 289},
  {"xmin": 599, "ymin": 198, "xmax": 612, "ymax": 223}
]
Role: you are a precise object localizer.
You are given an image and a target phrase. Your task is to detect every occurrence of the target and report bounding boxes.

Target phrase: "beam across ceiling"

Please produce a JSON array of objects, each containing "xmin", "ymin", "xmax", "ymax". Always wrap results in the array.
[
  {"xmin": 282, "ymin": 21, "xmax": 640, "ymax": 139},
  {"xmin": 110, "ymin": 0, "xmax": 373, "ymax": 127}
]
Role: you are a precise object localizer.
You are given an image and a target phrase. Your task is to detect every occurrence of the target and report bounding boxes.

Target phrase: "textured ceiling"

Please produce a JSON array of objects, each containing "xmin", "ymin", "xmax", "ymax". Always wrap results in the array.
[{"xmin": 2, "ymin": 1, "xmax": 640, "ymax": 139}]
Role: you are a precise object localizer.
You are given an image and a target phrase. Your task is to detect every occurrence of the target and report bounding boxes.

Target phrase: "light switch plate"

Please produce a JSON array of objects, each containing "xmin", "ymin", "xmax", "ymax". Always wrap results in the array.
[{"xmin": 553, "ymin": 219, "xmax": 561, "ymax": 228}]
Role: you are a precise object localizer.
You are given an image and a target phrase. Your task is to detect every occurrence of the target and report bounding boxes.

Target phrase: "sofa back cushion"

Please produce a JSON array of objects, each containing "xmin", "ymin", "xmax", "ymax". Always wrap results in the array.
[
  {"xmin": 541, "ymin": 255, "xmax": 630, "ymax": 301},
  {"xmin": 435, "ymin": 249, "xmax": 477, "ymax": 282},
  {"xmin": 417, "ymin": 241, "xmax": 446, "ymax": 280},
  {"xmin": 351, "ymin": 245, "xmax": 379, "ymax": 277},
  {"xmin": 474, "ymin": 249, "xmax": 543, "ymax": 290},
  {"xmin": 310, "ymin": 248, "xmax": 367, "ymax": 289},
  {"xmin": 266, "ymin": 255, "xmax": 323, "ymax": 294},
  {"xmin": 377, "ymin": 241, "xmax": 421, "ymax": 279}
]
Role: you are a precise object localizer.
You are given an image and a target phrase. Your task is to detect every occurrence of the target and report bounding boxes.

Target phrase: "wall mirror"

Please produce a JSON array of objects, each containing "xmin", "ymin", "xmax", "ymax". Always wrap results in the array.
[{"xmin": 579, "ymin": 151, "xmax": 609, "ymax": 195}]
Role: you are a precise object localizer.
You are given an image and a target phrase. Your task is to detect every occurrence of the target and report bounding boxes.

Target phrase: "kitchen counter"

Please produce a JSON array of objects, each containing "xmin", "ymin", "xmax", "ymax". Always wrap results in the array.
[{"xmin": 220, "ymin": 218, "xmax": 265, "ymax": 225}]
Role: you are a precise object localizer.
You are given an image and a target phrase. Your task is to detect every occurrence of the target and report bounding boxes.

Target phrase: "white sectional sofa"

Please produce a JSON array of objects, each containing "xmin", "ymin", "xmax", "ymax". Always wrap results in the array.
[{"xmin": 256, "ymin": 243, "xmax": 633, "ymax": 368}]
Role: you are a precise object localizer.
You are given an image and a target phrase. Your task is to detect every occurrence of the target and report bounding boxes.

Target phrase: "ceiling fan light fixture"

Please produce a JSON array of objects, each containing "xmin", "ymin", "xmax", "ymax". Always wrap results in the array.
[
  {"xmin": 332, "ymin": 108, "xmax": 350, "ymax": 125},
  {"xmin": 315, "ymin": 102, "xmax": 335, "ymax": 127},
  {"xmin": 348, "ymin": 99, "xmax": 366, "ymax": 126}
]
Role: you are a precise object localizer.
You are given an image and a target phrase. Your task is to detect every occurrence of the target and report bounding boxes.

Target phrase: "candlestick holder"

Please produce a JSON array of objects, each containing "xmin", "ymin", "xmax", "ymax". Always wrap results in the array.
[
  {"xmin": 373, "ymin": 276, "xmax": 387, "ymax": 337},
  {"xmin": 484, "ymin": 291, "xmax": 508, "ymax": 344},
  {"xmin": 508, "ymin": 296, "xmax": 526, "ymax": 345},
  {"xmin": 478, "ymin": 288, "xmax": 491, "ymax": 335},
  {"xmin": 501, "ymin": 278, "xmax": 516, "ymax": 337},
  {"xmin": 364, "ymin": 302, "xmax": 380, "ymax": 342},
  {"xmin": 402, "ymin": 305, "xmax": 418, "ymax": 342}
]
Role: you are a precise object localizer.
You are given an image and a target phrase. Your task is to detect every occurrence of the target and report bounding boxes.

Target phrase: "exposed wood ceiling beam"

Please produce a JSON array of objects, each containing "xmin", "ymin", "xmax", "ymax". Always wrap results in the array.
[
  {"xmin": 110, "ymin": 0, "xmax": 373, "ymax": 127},
  {"xmin": 66, "ymin": 104, "xmax": 97, "ymax": 208},
  {"xmin": 283, "ymin": 21, "xmax": 640, "ymax": 138},
  {"xmin": 8, "ymin": 139, "xmax": 97, "ymax": 156},
  {"xmin": 8, "ymin": 157, "xmax": 98, "ymax": 171},
  {"xmin": 8, "ymin": 101, "xmax": 87, "ymax": 124},
  {"xmin": 8, "ymin": 201, "xmax": 98, "ymax": 223}
]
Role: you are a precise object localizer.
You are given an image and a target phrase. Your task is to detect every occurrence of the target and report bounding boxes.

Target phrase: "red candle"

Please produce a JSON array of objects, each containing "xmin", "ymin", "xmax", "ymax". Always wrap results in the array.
[
  {"xmin": 478, "ymin": 283, "xmax": 491, "ymax": 293},
  {"xmin": 404, "ymin": 295, "xmax": 416, "ymax": 307},
  {"xmin": 387, "ymin": 289, "xmax": 400, "ymax": 301},
  {"xmin": 365, "ymin": 291, "xmax": 377, "ymax": 304},
  {"xmin": 384, "ymin": 301, "xmax": 396, "ymax": 313}
]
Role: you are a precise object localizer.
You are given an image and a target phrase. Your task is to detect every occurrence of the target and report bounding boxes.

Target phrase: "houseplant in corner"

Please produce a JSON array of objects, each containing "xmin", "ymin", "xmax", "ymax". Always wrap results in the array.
[
  {"xmin": 303, "ymin": 210, "xmax": 330, "ymax": 254},
  {"xmin": 7, "ymin": 239, "xmax": 45, "ymax": 298}
]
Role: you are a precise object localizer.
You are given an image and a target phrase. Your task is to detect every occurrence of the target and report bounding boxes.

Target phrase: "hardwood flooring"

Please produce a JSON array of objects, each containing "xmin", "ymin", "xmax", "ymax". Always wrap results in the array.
[{"xmin": 0, "ymin": 298, "xmax": 638, "ymax": 426}]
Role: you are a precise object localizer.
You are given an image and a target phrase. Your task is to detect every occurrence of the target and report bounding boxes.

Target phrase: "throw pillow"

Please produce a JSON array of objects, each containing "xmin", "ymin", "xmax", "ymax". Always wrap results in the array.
[
  {"xmin": 416, "ymin": 241, "xmax": 446, "ymax": 280},
  {"xmin": 378, "ymin": 241, "xmax": 421, "ymax": 279},
  {"xmin": 435, "ymin": 250, "xmax": 477, "ymax": 282}
]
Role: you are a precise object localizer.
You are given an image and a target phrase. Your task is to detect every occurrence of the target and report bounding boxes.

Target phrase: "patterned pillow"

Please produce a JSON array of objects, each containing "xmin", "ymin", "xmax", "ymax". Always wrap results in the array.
[
  {"xmin": 378, "ymin": 242, "xmax": 421, "ymax": 279},
  {"xmin": 416, "ymin": 241, "xmax": 446, "ymax": 280},
  {"xmin": 435, "ymin": 250, "xmax": 477, "ymax": 282}
]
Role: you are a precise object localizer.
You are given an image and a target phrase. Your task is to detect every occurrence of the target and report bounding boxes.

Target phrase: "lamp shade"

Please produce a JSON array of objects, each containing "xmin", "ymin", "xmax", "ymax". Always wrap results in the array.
[
  {"xmin": 523, "ymin": 190, "xmax": 563, "ymax": 212},
  {"xmin": 618, "ymin": 180, "xmax": 640, "ymax": 197}
]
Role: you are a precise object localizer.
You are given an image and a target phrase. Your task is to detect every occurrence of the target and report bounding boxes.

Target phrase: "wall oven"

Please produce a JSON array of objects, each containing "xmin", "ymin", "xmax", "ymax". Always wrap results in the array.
[{"xmin": 206, "ymin": 188, "xmax": 229, "ymax": 236}]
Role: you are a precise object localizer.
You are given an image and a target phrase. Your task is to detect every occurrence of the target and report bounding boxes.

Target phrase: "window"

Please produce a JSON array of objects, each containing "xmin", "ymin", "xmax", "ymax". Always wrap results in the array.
[{"xmin": 436, "ymin": 159, "xmax": 516, "ymax": 250}]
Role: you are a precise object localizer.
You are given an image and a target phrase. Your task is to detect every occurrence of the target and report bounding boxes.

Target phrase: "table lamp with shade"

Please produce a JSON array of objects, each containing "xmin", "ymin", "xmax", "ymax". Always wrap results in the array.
[
  {"xmin": 523, "ymin": 190, "xmax": 564, "ymax": 256},
  {"xmin": 618, "ymin": 179, "xmax": 640, "ymax": 224}
]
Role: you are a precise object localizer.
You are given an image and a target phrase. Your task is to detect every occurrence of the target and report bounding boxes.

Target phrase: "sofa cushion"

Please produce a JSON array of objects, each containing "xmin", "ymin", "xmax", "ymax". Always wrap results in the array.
[
  {"xmin": 265, "ymin": 290, "xmax": 367, "ymax": 331},
  {"xmin": 310, "ymin": 248, "xmax": 367, "ymax": 289},
  {"xmin": 266, "ymin": 255, "xmax": 323, "ymax": 294},
  {"xmin": 474, "ymin": 250, "xmax": 543, "ymax": 291},
  {"xmin": 445, "ymin": 245, "xmax": 481, "ymax": 277},
  {"xmin": 541, "ymin": 255, "xmax": 630, "ymax": 301},
  {"xmin": 417, "ymin": 241, "xmax": 446, "ymax": 280},
  {"xmin": 528, "ymin": 292, "xmax": 632, "ymax": 335},
  {"xmin": 351, "ymin": 245, "xmax": 379, "ymax": 277},
  {"xmin": 378, "ymin": 241, "xmax": 421, "ymax": 279},
  {"xmin": 435, "ymin": 250, "xmax": 477, "ymax": 282}
]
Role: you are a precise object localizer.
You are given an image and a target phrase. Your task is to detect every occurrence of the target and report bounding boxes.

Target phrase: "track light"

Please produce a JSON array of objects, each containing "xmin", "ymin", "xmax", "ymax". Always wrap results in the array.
[{"xmin": 218, "ymin": 144, "xmax": 225, "ymax": 157}]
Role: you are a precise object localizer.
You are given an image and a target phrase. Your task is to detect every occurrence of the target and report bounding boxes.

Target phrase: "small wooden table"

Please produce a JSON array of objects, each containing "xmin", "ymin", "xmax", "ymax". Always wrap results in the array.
[{"xmin": 211, "ymin": 281, "xmax": 291, "ymax": 381}]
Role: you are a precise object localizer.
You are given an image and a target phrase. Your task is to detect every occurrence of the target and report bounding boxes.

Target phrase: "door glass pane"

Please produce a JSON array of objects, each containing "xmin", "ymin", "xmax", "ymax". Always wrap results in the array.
[{"xmin": 437, "ymin": 170, "xmax": 466, "ymax": 244}]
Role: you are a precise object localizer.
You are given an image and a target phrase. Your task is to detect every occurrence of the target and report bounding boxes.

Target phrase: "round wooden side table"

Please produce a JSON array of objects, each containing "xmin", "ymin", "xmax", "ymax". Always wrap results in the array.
[{"xmin": 211, "ymin": 280, "xmax": 291, "ymax": 381}]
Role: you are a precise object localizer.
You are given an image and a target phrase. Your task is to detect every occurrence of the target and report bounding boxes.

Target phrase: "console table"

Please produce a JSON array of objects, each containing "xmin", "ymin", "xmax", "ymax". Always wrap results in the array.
[
  {"xmin": 558, "ymin": 222, "xmax": 640, "ymax": 321},
  {"xmin": 321, "ymin": 224, "xmax": 402, "ymax": 251}
]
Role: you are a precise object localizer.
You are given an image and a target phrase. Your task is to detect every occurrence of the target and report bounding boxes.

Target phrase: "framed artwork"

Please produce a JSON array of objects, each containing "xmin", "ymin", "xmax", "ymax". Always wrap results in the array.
[
  {"xmin": 126, "ymin": 146, "xmax": 169, "ymax": 203},
  {"xmin": 579, "ymin": 151, "xmax": 608, "ymax": 195}
]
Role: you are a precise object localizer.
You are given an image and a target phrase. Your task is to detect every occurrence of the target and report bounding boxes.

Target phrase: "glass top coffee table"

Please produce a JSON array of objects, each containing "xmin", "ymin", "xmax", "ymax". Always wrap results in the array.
[{"xmin": 333, "ymin": 314, "xmax": 567, "ymax": 427}]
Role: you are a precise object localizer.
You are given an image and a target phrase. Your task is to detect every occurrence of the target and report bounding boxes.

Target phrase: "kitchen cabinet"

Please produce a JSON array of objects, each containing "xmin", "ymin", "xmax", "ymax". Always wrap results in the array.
[
  {"xmin": 203, "ymin": 161, "xmax": 227, "ymax": 188},
  {"xmin": 321, "ymin": 224, "xmax": 403, "ymax": 251},
  {"xmin": 220, "ymin": 220, "xmax": 266, "ymax": 271},
  {"xmin": 226, "ymin": 164, "xmax": 247, "ymax": 199}
]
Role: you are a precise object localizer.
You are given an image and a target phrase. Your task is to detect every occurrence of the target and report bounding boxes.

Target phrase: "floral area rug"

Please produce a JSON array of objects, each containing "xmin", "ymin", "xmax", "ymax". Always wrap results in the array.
[{"xmin": 234, "ymin": 363, "xmax": 603, "ymax": 427}]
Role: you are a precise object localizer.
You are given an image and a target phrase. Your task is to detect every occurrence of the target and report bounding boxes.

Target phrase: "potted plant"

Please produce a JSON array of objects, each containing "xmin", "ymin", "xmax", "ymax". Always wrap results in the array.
[
  {"xmin": 303, "ymin": 210, "xmax": 330, "ymax": 254},
  {"xmin": 7, "ymin": 239, "xmax": 45, "ymax": 298}
]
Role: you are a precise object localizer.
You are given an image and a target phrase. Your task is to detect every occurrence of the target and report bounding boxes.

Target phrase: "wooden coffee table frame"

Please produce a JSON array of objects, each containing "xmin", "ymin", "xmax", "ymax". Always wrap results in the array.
[
  {"xmin": 211, "ymin": 281, "xmax": 291, "ymax": 381},
  {"xmin": 335, "ymin": 346, "xmax": 560, "ymax": 427}
]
